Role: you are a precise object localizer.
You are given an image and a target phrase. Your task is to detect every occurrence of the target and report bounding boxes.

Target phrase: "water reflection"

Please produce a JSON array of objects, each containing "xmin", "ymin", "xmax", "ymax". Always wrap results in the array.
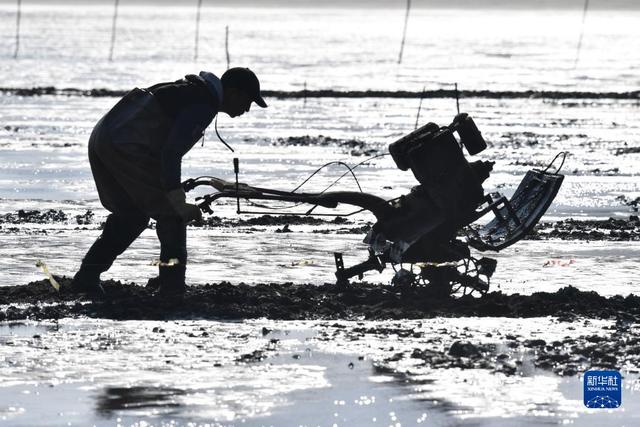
[{"xmin": 95, "ymin": 386, "xmax": 187, "ymax": 418}]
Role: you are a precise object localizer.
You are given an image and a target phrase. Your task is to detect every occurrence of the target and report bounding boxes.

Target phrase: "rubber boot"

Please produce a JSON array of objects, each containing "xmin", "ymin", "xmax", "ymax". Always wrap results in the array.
[
  {"xmin": 70, "ymin": 213, "xmax": 149, "ymax": 296},
  {"xmin": 69, "ymin": 236, "xmax": 113, "ymax": 296},
  {"xmin": 70, "ymin": 268, "xmax": 106, "ymax": 297},
  {"xmin": 153, "ymin": 216, "xmax": 187, "ymax": 298},
  {"xmin": 153, "ymin": 264, "xmax": 186, "ymax": 298},
  {"xmin": 145, "ymin": 275, "xmax": 162, "ymax": 292}
]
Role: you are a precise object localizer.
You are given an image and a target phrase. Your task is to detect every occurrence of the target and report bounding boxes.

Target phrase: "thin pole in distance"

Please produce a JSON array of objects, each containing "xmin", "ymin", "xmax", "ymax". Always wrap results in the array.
[
  {"xmin": 573, "ymin": 0, "xmax": 590, "ymax": 69},
  {"xmin": 415, "ymin": 85, "xmax": 425, "ymax": 130},
  {"xmin": 109, "ymin": 0, "xmax": 120, "ymax": 61},
  {"xmin": 194, "ymin": 0, "xmax": 203, "ymax": 61},
  {"xmin": 397, "ymin": 0, "xmax": 411, "ymax": 64},
  {"xmin": 14, "ymin": 0, "xmax": 22, "ymax": 59},
  {"xmin": 225, "ymin": 25, "xmax": 230, "ymax": 69}
]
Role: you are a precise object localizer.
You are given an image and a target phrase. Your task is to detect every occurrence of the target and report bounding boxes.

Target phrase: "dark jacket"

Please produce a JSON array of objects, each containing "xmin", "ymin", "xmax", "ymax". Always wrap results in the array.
[
  {"xmin": 106, "ymin": 74, "xmax": 221, "ymax": 190},
  {"xmin": 88, "ymin": 73, "xmax": 222, "ymax": 217}
]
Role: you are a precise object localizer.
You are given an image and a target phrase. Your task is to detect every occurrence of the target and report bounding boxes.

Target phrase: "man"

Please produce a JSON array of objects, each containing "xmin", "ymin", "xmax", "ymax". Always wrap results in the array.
[{"xmin": 71, "ymin": 67, "xmax": 267, "ymax": 297}]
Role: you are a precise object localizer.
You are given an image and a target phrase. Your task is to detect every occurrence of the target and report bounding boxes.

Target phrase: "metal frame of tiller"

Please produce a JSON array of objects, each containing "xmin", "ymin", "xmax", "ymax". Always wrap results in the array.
[{"xmin": 183, "ymin": 114, "xmax": 565, "ymax": 298}]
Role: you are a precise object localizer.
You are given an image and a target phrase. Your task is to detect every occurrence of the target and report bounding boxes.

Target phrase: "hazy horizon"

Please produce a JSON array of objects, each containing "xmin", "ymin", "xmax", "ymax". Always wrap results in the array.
[{"xmin": 0, "ymin": 0, "xmax": 639, "ymax": 10}]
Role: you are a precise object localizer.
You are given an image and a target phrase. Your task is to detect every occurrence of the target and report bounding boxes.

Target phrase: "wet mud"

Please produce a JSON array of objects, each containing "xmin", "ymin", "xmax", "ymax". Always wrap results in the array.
[
  {"xmin": 264, "ymin": 88, "xmax": 640, "ymax": 101},
  {"xmin": 199, "ymin": 214, "xmax": 351, "ymax": 228},
  {"xmin": 0, "ymin": 210, "xmax": 352, "ymax": 227},
  {"xmin": 1, "ymin": 279, "xmax": 639, "ymax": 323},
  {"xmin": 317, "ymin": 319, "xmax": 639, "ymax": 378},
  {"xmin": 0, "ymin": 209, "xmax": 69, "ymax": 224},
  {"xmin": 3, "ymin": 281, "xmax": 639, "ymax": 378},
  {"xmin": 533, "ymin": 216, "xmax": 640, "ymax": 241},
  {"xmin": 2, "ymin": 209, "xmax": 639, "ymax": 240},
  {"xmin": 0, "ymin": 210, "xmax": 358, "ymax": 232},
  {"xmin": 323, "ymin": 316, "xmax": 639, "ymax": 378}
]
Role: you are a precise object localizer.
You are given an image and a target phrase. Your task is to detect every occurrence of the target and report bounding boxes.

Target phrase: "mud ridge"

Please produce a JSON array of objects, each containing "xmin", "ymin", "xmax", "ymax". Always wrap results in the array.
[
  {"xmin": 272, "ymin": 135, "xmax": 380, "ymax": 157},
  {"xmin": 1, "ymin": 279, "xmax": 639, "ymax": 322},
  {"xmin": 1, "ymin": 209, "xmax": 638, "ymax": 240},
  {"xmin": 2, "ymin": 87, "xmax": 639, "ymax": 100},
  {"xmin": 0, "ymin": 210, "xmax": 354, "ymax": 229},
  {"xmin": 196, "ymin": 214, "xmax": 352, "ymax": 228},
  {"xmin": 532, "ymin": 216, "xmax": 640, "ymax": 241},
  {"xmin": 614, "ymin": 146, "xmax": 640, "ymax": 156}
]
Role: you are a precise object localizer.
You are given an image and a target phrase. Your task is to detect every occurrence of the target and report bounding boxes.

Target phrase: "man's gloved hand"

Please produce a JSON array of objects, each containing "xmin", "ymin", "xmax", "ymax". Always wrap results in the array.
[{"xmin": 166, "ymin": 189, "xmax": 203, "ymax": 223}]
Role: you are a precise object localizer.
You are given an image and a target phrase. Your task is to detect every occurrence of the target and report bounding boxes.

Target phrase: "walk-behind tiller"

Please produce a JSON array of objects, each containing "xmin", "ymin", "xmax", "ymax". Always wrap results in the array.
[{"xmin": 183, "ymin": 113, "xmax": 565, "ymax": 297}]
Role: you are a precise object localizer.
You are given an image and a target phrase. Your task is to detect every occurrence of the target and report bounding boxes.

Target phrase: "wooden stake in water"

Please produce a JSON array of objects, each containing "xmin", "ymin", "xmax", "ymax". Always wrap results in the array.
[
  {"xmin": 414, "ymin": 86, "xmax": 425, "ymax": 130},
  {"xmin": 194, "ymin": 0, "xmax": 203, "ymax": 61},
  {"xmin": 109, "ymin": 0, "xmax": 120, "ymax": 61},
  {"xmin": 573, "ymin": 0, "xmax": 589, "ymax": 69},
  {"xmin": 225, "ymin": 25, "xmax": 230, "ymax": 69},
  {"xmin": 303, "ymin": 81, "xmax": 307, "ymax": 108},
  {"xmin": 14, "ymin": 0, "xmax": 21, "ymax": 59},
  {"xmin": 397, "ymin": 0, "xmax": 411, "ymax": 64},
  {"xmin": 455, "ymin": 82, "xmax": 460, "ymax": 114}
]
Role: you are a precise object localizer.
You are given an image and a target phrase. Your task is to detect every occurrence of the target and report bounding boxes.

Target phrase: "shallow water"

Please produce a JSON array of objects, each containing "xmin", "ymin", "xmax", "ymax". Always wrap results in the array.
[
  {"xmin": 1, "ymin": 4, "xmax": 639, "ymax": 425},
  {"xmin": 1, "ymin": 95, "xmax": 638, "ymax": 205},
  {"xmin": 1, "ymin": 4, "xmax": 640, "ymax": 92},
  {"xmin": 0, "ymin": 94, "xmax": 638, "ymax": 293},
  {"xmin": 1, "ymin": 318, "xmax": 638, "ymax": 426}
]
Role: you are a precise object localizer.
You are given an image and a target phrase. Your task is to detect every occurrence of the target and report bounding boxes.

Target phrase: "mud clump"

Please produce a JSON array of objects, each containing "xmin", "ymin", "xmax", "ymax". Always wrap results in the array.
[
  {"xmin": 614, "ymin": 146, "xmax": 640, "ymax": 156},
  {"xmin": 236, "ymin": 214, "xmax": 348, "ymax": 227},
  {"xmin": 531, "ymin": 216, "xmax": 640, "ymax": 241},
  {"xmin": 587, "ymin": 167, "xmax": 620, "ymax": 176},
  {"xmin": 448, "ymin": 341, "xmax": 482, "ymax": 357},
  {"xmin": 408, "ymin": 342, "xmax": 506, "ymax": 373},
  {"xmin": 0, "ymin": 209, "xmax": 96, "ymax": 226},
  {"xmin": 0, "ymin": 209, "xmax": 67, "ymax": 224},
  {"xmin": 616, "ymin": 195, "xmax": 640, "ymax": 212},
  {"xmin": 75, "ymin": 210, "xmax": 95, "ymax": 225}
]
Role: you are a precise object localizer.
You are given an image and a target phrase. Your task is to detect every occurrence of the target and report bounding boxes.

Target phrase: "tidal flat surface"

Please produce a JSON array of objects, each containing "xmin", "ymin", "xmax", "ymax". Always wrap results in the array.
[
  {"xmin": 0, "ymin": 95, "xmax": 639, "ymax": 291},
  {"xmin": 1, "ymin": 4, "xmax": 639, "ymax": 425},
  {"xmin": 1, "ymin": 318, "xmax": 639, "ymax": 427},
  {"xmin": 1, "ymin": 92, "xmax": 639, "ymax": 425}
]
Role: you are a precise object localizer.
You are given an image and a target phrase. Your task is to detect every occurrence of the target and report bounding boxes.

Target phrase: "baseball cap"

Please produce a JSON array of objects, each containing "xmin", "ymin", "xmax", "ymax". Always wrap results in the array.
[{"xmin": 221, "ymin": 67, "xmax": 267, "ymax": 108}]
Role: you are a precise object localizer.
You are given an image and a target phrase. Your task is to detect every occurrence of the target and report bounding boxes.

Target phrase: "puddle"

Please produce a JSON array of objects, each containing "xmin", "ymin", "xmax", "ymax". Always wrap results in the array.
[{"xmin": 1, "ymin": 318, "xmax": 638, "ymax": 426}]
